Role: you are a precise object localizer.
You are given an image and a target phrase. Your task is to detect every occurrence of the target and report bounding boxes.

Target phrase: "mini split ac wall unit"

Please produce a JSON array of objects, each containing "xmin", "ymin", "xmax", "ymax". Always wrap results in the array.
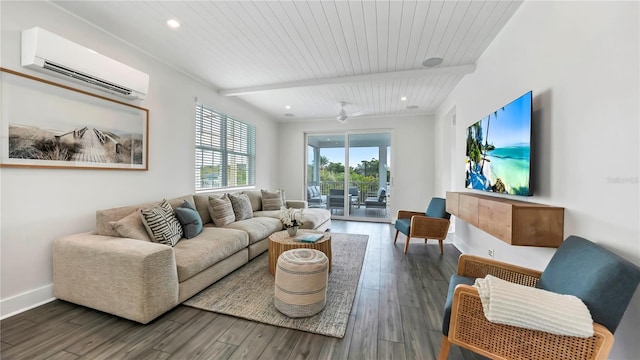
[{"xmin": 21, "ymin": 27, "xmax": 149, "ymax": 100}]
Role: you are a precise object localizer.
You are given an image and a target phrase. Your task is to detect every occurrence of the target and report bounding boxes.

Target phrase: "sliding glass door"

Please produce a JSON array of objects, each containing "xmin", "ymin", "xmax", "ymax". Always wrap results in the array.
[{"xmin": 306, "ymin": 131, "xmax": 391, "ymax": 222}]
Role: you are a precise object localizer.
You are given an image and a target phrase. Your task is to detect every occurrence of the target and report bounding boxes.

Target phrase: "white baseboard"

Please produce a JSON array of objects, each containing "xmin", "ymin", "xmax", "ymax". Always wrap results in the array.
[
  {"xmin": 1, "ymin": 284, "xmax": 55, "ymax": 320},
  {"xmin": 451, "ymin": 233, "xmax": 473, "ymax": 254}
]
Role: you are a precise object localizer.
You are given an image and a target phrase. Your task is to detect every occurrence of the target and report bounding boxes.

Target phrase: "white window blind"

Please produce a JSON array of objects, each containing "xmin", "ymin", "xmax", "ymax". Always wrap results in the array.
[{"xmin": 195, "ymin": 103, "xmax": 255, "ymax": 191}]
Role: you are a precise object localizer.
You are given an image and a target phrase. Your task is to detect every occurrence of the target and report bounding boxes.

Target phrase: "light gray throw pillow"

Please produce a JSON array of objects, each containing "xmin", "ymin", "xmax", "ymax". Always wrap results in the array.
[{"xmin": 228, "ymin": 193, "xmax": 254, "ymax": 221}]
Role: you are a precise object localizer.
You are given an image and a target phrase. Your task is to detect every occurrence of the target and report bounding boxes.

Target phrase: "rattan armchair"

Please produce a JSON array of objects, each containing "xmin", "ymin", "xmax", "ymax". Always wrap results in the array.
[
  {"xmin": 439, "ymin": 236, "xmax": 640, "ymax": 360},
  {"xmin": 394, "ymin": 197, "xmax": 451, "ymax": 254}
]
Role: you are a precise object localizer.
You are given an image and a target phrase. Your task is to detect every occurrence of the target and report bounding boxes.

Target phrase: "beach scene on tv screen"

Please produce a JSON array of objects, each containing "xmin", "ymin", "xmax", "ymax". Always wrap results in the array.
[{"xmin": 465, "ymin": 93, "xmax": 531, "ymax": 196}]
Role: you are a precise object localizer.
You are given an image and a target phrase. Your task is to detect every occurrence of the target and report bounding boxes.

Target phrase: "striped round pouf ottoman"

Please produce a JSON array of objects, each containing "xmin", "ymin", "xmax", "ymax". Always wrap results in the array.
[{"xmin": 274, "ymin": 248, "xmax": 329, "ymax": 318}]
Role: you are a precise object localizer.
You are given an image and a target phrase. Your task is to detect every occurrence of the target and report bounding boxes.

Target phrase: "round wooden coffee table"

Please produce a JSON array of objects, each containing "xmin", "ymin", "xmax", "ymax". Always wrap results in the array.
[{"xmin": 268, "ymin": 230, "xmax": 332, "ymax": 275}]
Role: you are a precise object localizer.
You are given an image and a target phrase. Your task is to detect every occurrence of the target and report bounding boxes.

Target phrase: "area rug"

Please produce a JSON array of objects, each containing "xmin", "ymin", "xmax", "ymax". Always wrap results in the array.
[{"xmin": 183, "ymin": 232, "xmax": 368, "ymax": 338}]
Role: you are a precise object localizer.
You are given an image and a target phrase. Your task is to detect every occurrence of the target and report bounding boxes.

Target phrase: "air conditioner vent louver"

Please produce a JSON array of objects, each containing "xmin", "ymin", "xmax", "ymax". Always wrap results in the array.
[
  {"xmin": 21, "ymin": 27, "xmax": 149, "ymax": 100},
  {"xmin": 43, "ymin": 61, "xmax": 133, "ymax": 96}
]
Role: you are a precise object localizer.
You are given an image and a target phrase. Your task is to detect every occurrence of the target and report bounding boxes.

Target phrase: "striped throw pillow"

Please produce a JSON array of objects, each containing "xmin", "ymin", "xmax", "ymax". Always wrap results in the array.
[
  {"xmin": 140, "ymin": 199, "xmax": 183, "ymax": 246},
  {"xmin": 261, "ymin": 189, "xmax": 284, "ymax": 211},
  {"xmin": 208, "ymin": 194, "xmax": 236, "ymax": 227}
]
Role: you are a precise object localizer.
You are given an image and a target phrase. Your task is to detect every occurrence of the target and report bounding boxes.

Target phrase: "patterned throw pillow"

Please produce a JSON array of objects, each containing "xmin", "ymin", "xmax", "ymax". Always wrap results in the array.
[
  {"xmin": 261, "ymin": 189, "xmax": 284, "ymax": 211},
  {"xmin": 140, "ymin": 199, "xmax": 183, "ymax": 246},
  {"xmin": 228, "ymin": 193, "xmax": 254, "ymax": 221},
  {"xmin": 208, "ymin": 194, "xmax": 236, "ymax": 227},
  {"xmin": 174, "ymin": 200, "xmax": 203, "ymax": 239}
]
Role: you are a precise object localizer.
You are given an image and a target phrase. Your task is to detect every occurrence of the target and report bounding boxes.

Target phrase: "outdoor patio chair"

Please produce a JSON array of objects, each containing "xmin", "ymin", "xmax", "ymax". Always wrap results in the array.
[
  {"xmin": 439, "ymin": 235, "xmax": 640, "ymax": 360},
  {"xmin": 348, "ymin": 186, "xmax": 360, "ymax": 208},
  {"xmin": 364, "ymin": 188, "xmax": 386, "ymax": 209},
  {"xmin": 307, "ymin": 185, "xmax": 326, "ymax": 208},
  {"xmin": 394, "ymin": 197, "xmax": 450, "ymax": 254},
  {"xmin": 327, "ymin": 188, "xmax": 349, "ymax": 214}
]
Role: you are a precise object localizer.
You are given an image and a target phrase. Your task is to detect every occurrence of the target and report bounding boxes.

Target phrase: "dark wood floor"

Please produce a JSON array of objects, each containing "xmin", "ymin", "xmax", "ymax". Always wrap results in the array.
[{"xmin": 1, "ymin": 221, "xmax": 485, "ymax": 360}]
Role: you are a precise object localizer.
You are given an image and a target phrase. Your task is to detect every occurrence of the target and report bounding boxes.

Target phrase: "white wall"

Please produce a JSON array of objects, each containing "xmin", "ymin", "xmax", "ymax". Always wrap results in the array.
[
  {"xmin": 0, "ymin": 1, "xmax": 279, "ymax": 317},
  {"xmin": 434, "ymin": 1, "xmax": 639, "ymax": 358},
  {"xmin": 276, "ymin": 115, "xmax": 437, "ymax": 220}
]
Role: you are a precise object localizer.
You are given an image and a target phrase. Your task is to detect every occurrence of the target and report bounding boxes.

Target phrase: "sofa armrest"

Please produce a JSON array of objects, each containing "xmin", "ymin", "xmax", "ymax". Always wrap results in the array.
[
  {"xmin": 53, "ymin": 233, "xmax": 179, "ymax": 324},
  {"xmin": 286, "ymin": 200, "xmax": 308, "ymax": 209}
]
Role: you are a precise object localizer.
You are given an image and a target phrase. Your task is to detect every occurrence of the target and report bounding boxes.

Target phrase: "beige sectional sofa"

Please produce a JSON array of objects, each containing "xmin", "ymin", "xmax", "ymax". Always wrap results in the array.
[{"xmin": 53, "ymin": 190, "xmax": 331, "ymax": 324}]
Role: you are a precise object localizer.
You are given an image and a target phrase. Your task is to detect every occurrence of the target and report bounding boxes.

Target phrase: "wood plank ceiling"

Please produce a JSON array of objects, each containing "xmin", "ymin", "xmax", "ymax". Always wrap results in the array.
[{"xmin": 52, "ymin": 1, "xmax": 523, "ymax": 122}]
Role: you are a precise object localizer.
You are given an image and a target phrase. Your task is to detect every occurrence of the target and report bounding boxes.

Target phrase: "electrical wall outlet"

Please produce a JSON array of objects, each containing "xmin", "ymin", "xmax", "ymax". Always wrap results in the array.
[{"xmin": 488, "ymin": 249, "xmax": 495, "ymax": 259}]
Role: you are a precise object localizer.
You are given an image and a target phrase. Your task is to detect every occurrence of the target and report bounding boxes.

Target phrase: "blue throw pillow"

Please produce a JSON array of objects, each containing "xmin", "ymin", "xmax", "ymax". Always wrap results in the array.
[{"xmin": 174, "ymin": 200, "xmax": 203, "ymax": 239}]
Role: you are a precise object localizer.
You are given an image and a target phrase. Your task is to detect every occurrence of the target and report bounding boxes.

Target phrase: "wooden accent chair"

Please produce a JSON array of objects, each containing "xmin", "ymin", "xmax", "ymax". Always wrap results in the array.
[
  {"xmin": 394, "ymin": 197, "xmax": 451, "ymax": 254},
  {"xmin": 439, "ymin": 235, "xmax": 640, "ymax": 360}
]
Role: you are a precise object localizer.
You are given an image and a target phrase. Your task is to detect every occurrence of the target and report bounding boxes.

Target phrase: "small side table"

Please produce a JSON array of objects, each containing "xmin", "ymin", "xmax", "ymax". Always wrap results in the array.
[{"xmin": 268, "ymin": 230, "xmax": 332, "ymax": 275}]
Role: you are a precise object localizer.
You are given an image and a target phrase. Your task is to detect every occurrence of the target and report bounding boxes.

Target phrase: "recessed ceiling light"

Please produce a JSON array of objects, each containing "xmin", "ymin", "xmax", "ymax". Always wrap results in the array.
[
  {"xmin": 285, "ymin": 105, "xmax": 291, "ymax": 109},
  {"xmin": 284, "ymin": 113, "xmax": 295, "ymax": 117},
  {"xmin": 422, "ymin": 57, "xmax": 443, "ymax": 67},
  {"xmin": 400, "ymin": 96, "xmax": 407, "ymax": 101},
  {"xmin": 407, "ymin": 105, "xmax": 419, "ymax": 110},
  {"xmin": 167, "ymin": 19, "xmax": 181, "ymax": 29}
]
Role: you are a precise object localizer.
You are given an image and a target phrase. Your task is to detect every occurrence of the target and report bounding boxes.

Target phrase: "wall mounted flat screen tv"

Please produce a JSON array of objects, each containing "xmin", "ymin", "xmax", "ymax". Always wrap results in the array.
[{"xmin": 465, "ymin": 91, "xmax": 532, "ymax": 196}]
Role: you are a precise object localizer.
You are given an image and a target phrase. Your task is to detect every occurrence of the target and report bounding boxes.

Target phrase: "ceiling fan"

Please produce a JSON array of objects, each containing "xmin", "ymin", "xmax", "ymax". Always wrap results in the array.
[{"xmin": 336, "ymin": 101, "xmax": 348, "ymax": 123}]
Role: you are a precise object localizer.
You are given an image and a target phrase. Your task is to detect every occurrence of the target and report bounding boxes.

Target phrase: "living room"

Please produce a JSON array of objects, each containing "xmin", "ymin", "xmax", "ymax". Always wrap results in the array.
[{"xmin": 1, "ymin": 1, "xmax": 638, "ymax": 359}]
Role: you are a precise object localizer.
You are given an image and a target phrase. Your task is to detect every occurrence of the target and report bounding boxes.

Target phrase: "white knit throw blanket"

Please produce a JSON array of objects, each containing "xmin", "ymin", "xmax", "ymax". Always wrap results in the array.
[{"xmin": 474, "ymin": 275, "xmax": 594, "ymax": 338}]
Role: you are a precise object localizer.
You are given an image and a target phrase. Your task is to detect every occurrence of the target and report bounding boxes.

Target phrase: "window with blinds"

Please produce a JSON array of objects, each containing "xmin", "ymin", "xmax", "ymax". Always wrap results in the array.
[{"xmin": 195, "ymin": 103, "xmax": 256, "ymax": 191}]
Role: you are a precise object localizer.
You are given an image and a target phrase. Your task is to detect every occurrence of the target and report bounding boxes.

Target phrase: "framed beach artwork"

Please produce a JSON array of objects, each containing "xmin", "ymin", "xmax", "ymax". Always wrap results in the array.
[{"xmin": 0, "ymin": 68, "xmax": 148, "ymax": 170}]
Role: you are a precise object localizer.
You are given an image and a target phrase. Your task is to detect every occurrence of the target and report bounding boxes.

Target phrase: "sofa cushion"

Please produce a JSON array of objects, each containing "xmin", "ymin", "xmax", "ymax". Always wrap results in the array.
[
  {"xmin": 224, "ymin": 217, "xmax": 282, "ymax": 244},
  {"xmin": 243, "ymin": 190, "xmax": 263, "ymax": 212},
  {"xmin": 254, "ymin": 208, "xmax": 330, "ymax": 230},
  {"xmin": 252, "ymin": 210, "xmax": 282, "ymax": 219},
  {"xmin": 109, "ymin": 210, "xmax": 151, "ymax": 242},
  {"xmin": 140, "ymin": 199, "xmax": 183, "ymax": 246},
  {"xmin": 193, "ymin": 194, "xmax": 213, "ymax": 225},
  {"xmin": 166, "ymin": 195, "xmax": 195, "ymax": 211},
  {"xmin": 175, "ymin": 201, "xmax": 203, "ymax": 239},
  {"xmin": 208, "ymin": 194, "xmax": 236, "ymax": 227},
  {"xmin": 229, "ymin": 193, "xmax": 253, "ymax": 221},
  {"xmin": 173, "ymin": 227, "xmax": 249, "ymax": 282},
  {"xmin": 261, "ymin": 189, "xmax": 284, "ymax": 211}
]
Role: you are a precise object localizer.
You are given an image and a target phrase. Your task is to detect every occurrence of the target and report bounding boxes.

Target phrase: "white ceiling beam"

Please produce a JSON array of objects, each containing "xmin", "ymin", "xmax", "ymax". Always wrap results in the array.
[{"xmin": 218, "ymin": 64, "xmax": 476, "ymax": 96}]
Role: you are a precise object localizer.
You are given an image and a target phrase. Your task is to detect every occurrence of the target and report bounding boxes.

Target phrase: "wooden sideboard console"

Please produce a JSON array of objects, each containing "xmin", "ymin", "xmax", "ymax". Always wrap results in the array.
[{"xmin": 445, "ymin": 192, "xmax": 564, "ymax": 247}]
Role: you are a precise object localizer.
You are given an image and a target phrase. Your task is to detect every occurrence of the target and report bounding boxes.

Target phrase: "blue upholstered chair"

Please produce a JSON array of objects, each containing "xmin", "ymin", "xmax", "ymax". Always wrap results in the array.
[
  {"xmin": 394, "ymin": 197, "xmax": 451, "ymax": 254},
  {"xmin": 439, "ymin": 236, "xmax": 640, "ymax": 360}
]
